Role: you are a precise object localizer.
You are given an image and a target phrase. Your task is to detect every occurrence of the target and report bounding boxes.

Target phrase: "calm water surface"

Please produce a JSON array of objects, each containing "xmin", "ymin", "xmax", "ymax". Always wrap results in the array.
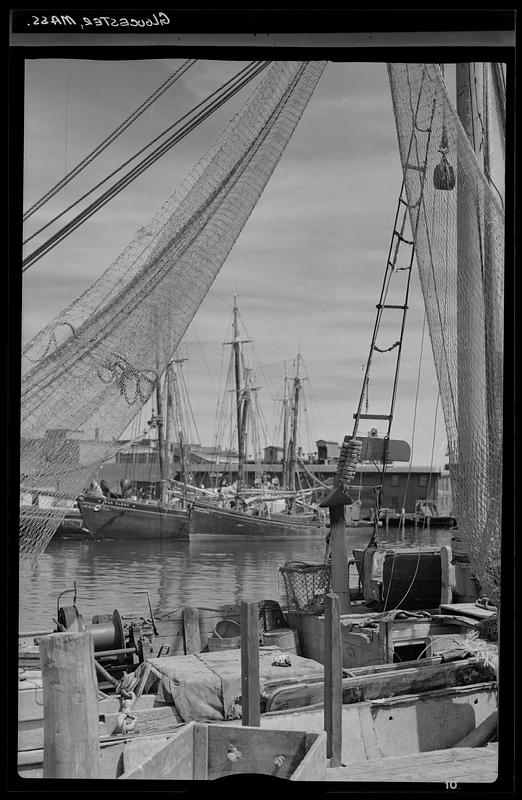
[{"xmin": 18, "ymin": 526, "xmax": 453, "ymax": 632}]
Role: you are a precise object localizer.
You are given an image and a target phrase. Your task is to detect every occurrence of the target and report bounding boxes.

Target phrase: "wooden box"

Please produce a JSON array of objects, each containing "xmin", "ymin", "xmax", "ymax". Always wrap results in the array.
[{"xmin": 119, "ymin": 721, "xmax": 326, "ymax": 780}]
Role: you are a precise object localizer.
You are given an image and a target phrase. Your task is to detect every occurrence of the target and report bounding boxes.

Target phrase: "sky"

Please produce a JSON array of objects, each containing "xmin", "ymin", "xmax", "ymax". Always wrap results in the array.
[{"xmin": 22, "ymin": 57, "xmax": 454, "ymax": 466}]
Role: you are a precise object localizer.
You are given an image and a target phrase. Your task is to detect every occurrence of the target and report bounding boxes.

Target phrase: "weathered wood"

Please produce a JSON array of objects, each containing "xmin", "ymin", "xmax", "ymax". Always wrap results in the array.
[
  {"xmin": 329, "ymin": 505, "xmax": 351, "ymax": 612},
  {"xmin": 119, "ymin": 722, "xmax": 195, "ymax": 780},
  {"xmin": 324, "ymin": 592, "xmax": 342, "ymax": 767},
  {"xmin": 206, "ymin": 724, "xmax": 307, "ymax": 779},
  {"xmin": 265, "ymin": 657, "xmax": 493, "ymax": 712},
  {"xmin": 440, "ymin": 545, "xmax": 454, "ymax": 604},
  {"xmin": 240, "ymin": 601, "xmax": 260, "ymax": 726},
  {"xmin": 39, "ymin": 631, "xmax": 100, "ymax": 778},
  {"xmin": 326, "ymin": 744, "xmax": 498, "ymax": 782},
  {"xmin": 193, "ymin": 722, "xmax": 209, "ymax": 779},
  {"xmin": 439, "ymin": 602, "xmax": 496, "ymax": 620},
  {"xmin": 122, "ymin": 736, "xmax": 171, "ymax": 775},
  {"xmin": 182, "ymin": 606, "xmax": 201, "ymax": 655},
  {"xmin": 454, "ymin": 710, "xmax": 498, "ymax": 748},
  {"xmin": 100, "ymin": 704, "xmax": 182, "ymax": 737},
  {"xmin": 289, "ymin": 731, "xmax": 326, "ymax": 781}
]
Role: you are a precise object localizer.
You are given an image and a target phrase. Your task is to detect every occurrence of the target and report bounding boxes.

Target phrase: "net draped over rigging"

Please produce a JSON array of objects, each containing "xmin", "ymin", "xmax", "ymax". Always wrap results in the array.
[
  {"xmin": 20, "ymin": 60, "xmax": 327, "ymax": 558},
  {"xmin": 388, "ymin": 64, "xmax": 504, "ymax": 605}
]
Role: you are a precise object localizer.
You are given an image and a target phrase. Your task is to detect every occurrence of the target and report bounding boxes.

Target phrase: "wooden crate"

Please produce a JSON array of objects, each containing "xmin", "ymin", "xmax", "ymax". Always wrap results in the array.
[{"xmin": 119, "ymin": 722, "xmax": 326, "ymax": 780}]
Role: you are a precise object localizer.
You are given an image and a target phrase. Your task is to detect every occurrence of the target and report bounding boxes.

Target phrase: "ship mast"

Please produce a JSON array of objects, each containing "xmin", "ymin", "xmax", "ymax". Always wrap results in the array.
[
  {"xmin": 286, "ymin": 353, "xmax": 302, "ymax": 492},
  {"xmin": 280, "ymin": 366, "xmax": 290, "ymax": 490},
  {"xmin": 225, "ymin": 294, "xmax": 252, "ymax": 494}
]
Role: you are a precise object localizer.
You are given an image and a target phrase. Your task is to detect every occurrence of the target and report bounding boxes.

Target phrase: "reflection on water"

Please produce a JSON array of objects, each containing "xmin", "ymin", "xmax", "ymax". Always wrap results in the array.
[{"xmin": 18, "ymin": 526, "xmax": 454, "ymax": 632}]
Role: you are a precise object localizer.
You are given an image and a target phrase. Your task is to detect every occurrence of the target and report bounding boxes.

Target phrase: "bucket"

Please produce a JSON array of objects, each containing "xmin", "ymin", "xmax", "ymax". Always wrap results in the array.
[
  {"xmin": 262, "ymin": 627, "xmax": 300, "ymax": 655},
  {"xmin": 214, "ymin": 618, "xmax": 241, "ymax": 638},
  {"xmin": 208, "ymin": 634, "xmax": 240, "ymax": 651}
]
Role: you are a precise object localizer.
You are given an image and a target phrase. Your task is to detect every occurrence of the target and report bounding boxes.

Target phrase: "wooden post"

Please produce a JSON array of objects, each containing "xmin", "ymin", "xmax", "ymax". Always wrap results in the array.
[
  {"xmin": 39, "ymin": 631, "xmax": 100, "ymax": 778},
  {"xmin": 240, "ymin": 601, "xmax": 260, "ymax": 726},
  {"xmin": 324, "ymin": 592, "xmax": 342, "ymax": 767},
  {"xmin": 329, "ymin": 504, "xmax": 351, "ymax": 613},
  {"xmin": 182, "ymin": 606, "xmax": 201, "ymax": 654},
  {"xmin": 440, "ymin": 545, "xmax": 454, "ymax": 605}
]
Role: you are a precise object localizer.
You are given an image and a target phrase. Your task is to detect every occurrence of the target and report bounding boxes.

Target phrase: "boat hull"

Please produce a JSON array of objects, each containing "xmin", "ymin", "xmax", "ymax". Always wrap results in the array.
[
  {"xmin": 77, "ymin": 495, "xmax": 189, "ymax": 540},
  {"xmin": 190, "ymin": 503, "xmax": 326, "ymax": 538}
]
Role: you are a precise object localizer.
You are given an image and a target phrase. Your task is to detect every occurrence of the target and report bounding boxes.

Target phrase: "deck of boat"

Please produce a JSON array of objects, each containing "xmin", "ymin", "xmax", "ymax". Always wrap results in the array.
[{"xmin": 326, "ymin": 742, "xmax": 498, "ymax": 783}]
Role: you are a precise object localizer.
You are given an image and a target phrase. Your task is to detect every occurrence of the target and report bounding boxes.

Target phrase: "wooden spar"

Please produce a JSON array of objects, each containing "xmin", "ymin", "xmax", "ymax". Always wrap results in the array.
[
  {"xmin": 155, "ymin": 368, "xmax": 167, "ymax": 503},
  {"xmin": 454, "ymin": 710, "xmax": 498, "ymax": 748},
  {"xmin": 287, "ymin": 355, "xmax": 301, "ymax": 494},
  {"xmin": 455, "ymin": 62, "xmax": 488, "ymax": 533},
  {"xmin": 240, "ymin": 601, "xmax": 260, "ymax": 726},
  {"xmin": 39, "ymin": 631, "xmax": 100, "ymax": 778},
  {"xmin": 171, "ymin": 358, "xmax": 189, "ymax": 502},
  {"xmin": 232, "ymin": 295, "xmax": 244, "ymax": 492},
  {"xmin": 164, "ymin": 361, "xmax": 173, "ymax": 484},
  {"xmin": 329, "ymin": 504, "xmax": 351, "ymax": 613},
  {"xmin": 324, "ymin": 592, "xmax": 342, "ymax": 767},
  {"xmin": 281, "ymin": 369, "xmax": 289, "ymax": 489}
]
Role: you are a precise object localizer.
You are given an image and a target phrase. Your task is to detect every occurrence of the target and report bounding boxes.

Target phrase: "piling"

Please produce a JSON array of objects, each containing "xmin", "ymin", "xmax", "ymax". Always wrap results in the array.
[
  {"xmin": 240, "ymin": 601, "xmax": 260, "ymax": 726},
  {"xmin": 329, "ymin": 504, "xmax": 351, "ymax": 612},
  {"xmin": 39, "ymin": 631, "xmax": 100, "ymax": 778},
  {"xmin": 324, "ymin": 592, "xmax": 342, "ymax": 767},
  {"xmin": 440, "ymin": 545, "xmax": 454, "ymax": 604}
]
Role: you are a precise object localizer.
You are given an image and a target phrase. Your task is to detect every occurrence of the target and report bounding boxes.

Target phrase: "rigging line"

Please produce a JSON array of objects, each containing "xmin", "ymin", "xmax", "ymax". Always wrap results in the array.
[
  {"xmin": 387, "ymin": 394, "xmax": 441, "ymax": 613},
  {"xmin": 383, "ymin": 308, "xmax": 428, "ymax": 612},
  {"xmin": 24, "ymin": 59, "xmax": 265, "ymax": 248},
  {"xmin": 23, "ymin": 59, "xmax": 197, "ymax": 221},
  {"xmin": 22, "ymin": 60, "xmax": 269, "ymax": 263}
]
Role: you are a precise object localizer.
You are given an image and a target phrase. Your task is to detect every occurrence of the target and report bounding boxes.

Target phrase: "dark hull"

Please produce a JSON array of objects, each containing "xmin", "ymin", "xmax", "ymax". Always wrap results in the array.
[
  {"xmin": 77, "ymin": 495, "xmax": 189, "ymax": 540},
  {"xmin": 53, "ymin": 511, "xmax": 92, "ymax": 540},
  {"xmin": 353, "ymin": 547, "xmax": 442, "ymax": 610},
  {"xmin": 190, "ymin": 503, "xmax": 326, "ymax": 538}
]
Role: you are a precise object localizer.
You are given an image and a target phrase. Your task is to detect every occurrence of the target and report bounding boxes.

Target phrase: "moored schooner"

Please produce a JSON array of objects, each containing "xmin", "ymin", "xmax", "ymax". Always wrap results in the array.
[{"xmin": 189, "ymin": 296, "xmax": 328, "ymax": 538}]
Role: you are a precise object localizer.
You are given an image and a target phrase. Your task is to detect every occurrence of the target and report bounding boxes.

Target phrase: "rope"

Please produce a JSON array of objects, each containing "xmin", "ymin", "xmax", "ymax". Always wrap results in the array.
[
  {"xmin": 23, "ymin": 59, "xmax": 197, "ymax": 221},
  {"xmin": 23, "ymin": 61, "xmax": 269, "ymax": 271}
]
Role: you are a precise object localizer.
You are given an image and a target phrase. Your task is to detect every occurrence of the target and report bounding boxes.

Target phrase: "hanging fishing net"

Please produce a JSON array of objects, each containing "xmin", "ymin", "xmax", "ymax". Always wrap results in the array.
[
  {"xmin": 387, "ymin": 64, "xmax": 504, "ymax": 606},
  {"xmin": 20, "ymin": 61, "xmax": 327, "ymax": 562}
]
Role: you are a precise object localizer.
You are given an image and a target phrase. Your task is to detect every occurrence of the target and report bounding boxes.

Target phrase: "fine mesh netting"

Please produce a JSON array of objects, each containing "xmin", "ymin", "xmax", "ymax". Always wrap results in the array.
[
  {"xmin": 279, "ymin": 561, "xmax": 332, "ymax": 614},
  {"xmin": 20, "ymin": 61, "xmax": 327, "ymax": 561},
  {"xmin": 388, "ymin": 64, "xmax": 504, "ymax": 605}
]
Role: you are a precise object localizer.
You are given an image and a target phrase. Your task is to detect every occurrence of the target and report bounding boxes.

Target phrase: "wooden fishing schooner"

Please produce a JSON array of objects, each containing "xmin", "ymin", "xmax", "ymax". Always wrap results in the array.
[{"xmin": 190, "ymin": 297, "xmax": 327, "ymax": 538}]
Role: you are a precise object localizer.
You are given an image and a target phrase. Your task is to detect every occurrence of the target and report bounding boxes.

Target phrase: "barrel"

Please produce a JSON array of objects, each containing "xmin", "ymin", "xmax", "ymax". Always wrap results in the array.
[{"xmin": 262, "ymin": 628, "xmax": 300, "ymax": 655}]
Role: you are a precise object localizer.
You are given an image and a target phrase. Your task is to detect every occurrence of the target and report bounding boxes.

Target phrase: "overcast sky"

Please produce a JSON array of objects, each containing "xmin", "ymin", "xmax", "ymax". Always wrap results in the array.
[{"xmin": 22, "ymin": 57, "xmax": 452, "ymax": 465}]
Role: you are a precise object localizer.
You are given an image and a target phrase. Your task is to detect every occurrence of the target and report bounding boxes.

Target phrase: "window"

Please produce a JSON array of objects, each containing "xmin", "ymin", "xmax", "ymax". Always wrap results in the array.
[
  {"xmin": 418, "ymin": 475, "xmax": 427, "ymax": 486},
  {"xmin": 391, "ymin": 474, "xmax": 399, "ymax": 486}
]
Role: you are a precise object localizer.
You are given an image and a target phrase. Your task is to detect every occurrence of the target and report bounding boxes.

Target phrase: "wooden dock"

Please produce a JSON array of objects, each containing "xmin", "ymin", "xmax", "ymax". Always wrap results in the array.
[{"xmin": 326, "ymin": 742, "xmax": 498, "ymax": 783}]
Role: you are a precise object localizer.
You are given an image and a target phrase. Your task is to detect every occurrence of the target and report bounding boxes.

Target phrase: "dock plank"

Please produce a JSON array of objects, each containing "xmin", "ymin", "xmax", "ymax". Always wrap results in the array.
[
  {"xmin": 326, "ymin": 744, "xmax": 498, "ymax": 782},
  {"xmin": 439, "ymin": 603, "xmax": 496, "ymax": 620}
]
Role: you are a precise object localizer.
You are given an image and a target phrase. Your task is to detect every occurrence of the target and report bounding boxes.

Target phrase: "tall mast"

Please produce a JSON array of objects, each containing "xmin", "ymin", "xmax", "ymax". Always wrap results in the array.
[
  {"xmin": 224, "ymin": 294, "xmax": 251, "ymax": 493},
  {"xmin": 456, "ymin": 62, "xmax": 488, "ymax": 529},
  {"xmin": 171, "ymin": 357, "xmax": 189, "ymax": 501},
  {"xmin": 281, "ymin": 365, "xmax": 290, "ymax": 490},
  {"xmin": 287, "ymin": 353, "xmax": 302, "ymax": 493},
  {"xmin": 155, "ymin": 374, "xmax": 167, "ymax": 503}
]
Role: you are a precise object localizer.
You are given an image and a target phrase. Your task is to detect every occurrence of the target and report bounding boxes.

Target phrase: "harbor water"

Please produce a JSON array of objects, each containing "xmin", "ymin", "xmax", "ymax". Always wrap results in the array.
[{"xmin": 18, "ymin": 526, "xmax": 454, "ymax": 633}]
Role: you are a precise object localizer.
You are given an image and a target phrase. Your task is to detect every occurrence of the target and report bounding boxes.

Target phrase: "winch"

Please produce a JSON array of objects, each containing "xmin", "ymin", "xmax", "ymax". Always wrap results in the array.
[{"xmin": 54, "ymin": 584, "xmax": 158, "ymax": 681}]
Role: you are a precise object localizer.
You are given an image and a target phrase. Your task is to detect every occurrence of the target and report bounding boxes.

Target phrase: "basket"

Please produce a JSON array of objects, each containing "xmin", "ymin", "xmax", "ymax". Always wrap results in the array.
[{"xmin": 279, "ymin": 561, "xmax": 331, "ymax": 615}]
